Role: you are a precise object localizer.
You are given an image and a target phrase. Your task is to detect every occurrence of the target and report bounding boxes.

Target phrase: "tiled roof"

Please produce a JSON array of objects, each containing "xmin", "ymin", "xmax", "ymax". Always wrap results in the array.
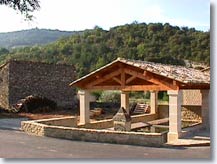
[
  {"xmin": 70, "ymin": 58, "xmax": 210, "ymax": 86},
  {"xmin": 118, "ymin": 58, "xmax": 210, "ymax": 84}
]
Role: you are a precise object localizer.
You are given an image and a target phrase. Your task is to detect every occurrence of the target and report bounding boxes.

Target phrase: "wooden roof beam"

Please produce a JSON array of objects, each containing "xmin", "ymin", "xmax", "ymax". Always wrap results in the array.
[
  {"xmin": 85, "ymin": 84, "xmax": 172, "ymax": 91},
  {"xmin": 124, "ymin": 68, "xmax": 178, "ymax": 90},
  {"xmin": 126, "ymin": 75, "xmax": 137, "ymax": 84},
  {"xmin": 86, "ymin": 69, "xmax": 122, "ymax": 88}
]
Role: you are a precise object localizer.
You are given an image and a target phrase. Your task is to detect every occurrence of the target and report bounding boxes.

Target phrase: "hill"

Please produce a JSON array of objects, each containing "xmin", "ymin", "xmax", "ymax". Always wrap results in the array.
[
  {"xmin": 0, "ymin": 23, "xmax": 210, "ymax": 77},
  {"xmin": 0, "ymin": 28, "xmax": 78, "ymax": 48}
]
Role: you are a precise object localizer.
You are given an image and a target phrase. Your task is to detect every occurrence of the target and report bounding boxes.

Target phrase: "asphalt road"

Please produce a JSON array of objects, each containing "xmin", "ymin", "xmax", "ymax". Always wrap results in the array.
[{"xmin": 0, "ymin": 118, "xmax": 211, "ymax": 159}]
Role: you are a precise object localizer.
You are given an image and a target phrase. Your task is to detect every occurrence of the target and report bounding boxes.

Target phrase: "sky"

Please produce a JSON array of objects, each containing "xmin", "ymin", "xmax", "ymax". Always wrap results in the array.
[{"xmin": 0, "ymin": 0, "xmax": 210, "ymax": 33}]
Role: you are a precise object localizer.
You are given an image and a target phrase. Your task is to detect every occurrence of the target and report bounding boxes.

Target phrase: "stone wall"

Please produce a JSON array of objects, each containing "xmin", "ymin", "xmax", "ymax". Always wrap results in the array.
[
  {"xmin": 0, "ymin": 63, "xmax": 9, "ymax": 109},
  {"xmin": 8, "ymin": 60, "xmax": 76, "ymax": 108},
  {"xmin": 38, "ymin": 116, "xmax": 78, "ymax": 127},
  {"xmin": 183, "ymin": 90, "xmax": 202, "ymax": 106},
  {"xmin": 21, "ymin": 117, "xmax": 167, "ymax": 147},
  {"xmin": 158, "ymin": 105, "xmax": 169, "ymax": 119},
  {"xmin": 43, "ymin": 126, "xmax": 167, "ymax": 146}
]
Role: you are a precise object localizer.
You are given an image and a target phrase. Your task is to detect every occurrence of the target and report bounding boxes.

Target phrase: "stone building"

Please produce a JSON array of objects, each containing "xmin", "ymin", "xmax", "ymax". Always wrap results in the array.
[{"xmin": 0, "ymin": 60, "xmax": 76, "ymax": 110}]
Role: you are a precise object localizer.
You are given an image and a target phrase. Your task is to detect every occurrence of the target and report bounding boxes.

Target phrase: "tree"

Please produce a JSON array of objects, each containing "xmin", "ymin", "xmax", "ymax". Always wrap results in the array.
[{"xmin": 0, "ymin": 0, "xmax": 40, "ymax": 20}]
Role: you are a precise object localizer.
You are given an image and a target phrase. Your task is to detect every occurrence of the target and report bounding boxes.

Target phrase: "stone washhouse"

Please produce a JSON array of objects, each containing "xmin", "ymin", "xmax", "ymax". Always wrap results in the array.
[{"xmin": 70, "ymin": 58, "xmax": 210, "ymax": 143}]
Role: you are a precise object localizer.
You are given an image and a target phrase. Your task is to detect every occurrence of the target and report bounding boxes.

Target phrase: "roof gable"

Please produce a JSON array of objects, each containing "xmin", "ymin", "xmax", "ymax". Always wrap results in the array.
[{"xmin": 70, "ymin": 58, "xmax": 210, "ymax": 91}]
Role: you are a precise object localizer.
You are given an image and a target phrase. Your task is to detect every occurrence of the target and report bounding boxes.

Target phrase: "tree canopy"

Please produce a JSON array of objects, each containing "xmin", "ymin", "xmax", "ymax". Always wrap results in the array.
[
  {"xmin": 0, "ymin": 22, "xmax": 210, "ymax": 78},
  {"xmin": 0, "ymin": 0, "xmax": 40, "ymax": 19}
]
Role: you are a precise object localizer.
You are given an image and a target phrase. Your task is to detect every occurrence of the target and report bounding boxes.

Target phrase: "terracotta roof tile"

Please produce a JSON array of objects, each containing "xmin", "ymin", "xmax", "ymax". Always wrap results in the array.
[{"xmin": 118, "ymin": 58, "xmax": 210, "ymax": 84}]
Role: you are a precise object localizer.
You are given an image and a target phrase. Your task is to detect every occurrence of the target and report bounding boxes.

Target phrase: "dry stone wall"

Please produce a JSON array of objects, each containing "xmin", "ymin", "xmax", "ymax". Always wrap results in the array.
[
  {"xmin": 0, "ymin": 60, "xmax": 76, "ymax": 109},
  {"xmin": 183, "ymin": 90, "xmax": 202, "ymax": 106},
  {"xmin": 0, "ymin": 63, "xmax": 9, "ymax": 109}
]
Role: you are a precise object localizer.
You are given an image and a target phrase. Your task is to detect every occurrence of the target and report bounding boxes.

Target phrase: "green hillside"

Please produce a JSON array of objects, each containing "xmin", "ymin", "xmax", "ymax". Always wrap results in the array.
[
  {"xmin": 0, "ymin": 28, "xmax": 78, "ymax": 48},
  {"xmin": 0, "ymin": 23, "xmax": 210, "ymax": 78}
]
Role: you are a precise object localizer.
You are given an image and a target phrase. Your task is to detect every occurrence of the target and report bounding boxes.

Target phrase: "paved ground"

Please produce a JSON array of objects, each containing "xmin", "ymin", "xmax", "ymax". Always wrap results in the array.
[{"xmin": 0, "ymin": 118, "xmax": 211, "ymax": 159}]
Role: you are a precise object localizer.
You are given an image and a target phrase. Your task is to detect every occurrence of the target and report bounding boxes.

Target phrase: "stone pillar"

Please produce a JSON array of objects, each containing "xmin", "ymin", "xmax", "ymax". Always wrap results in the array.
[
  {"xmin": 121, "ymin": 91, "xmax": 129, "ymax": 114},
  {"xmin": 167, "ymin": 90, "xmax": 183, "ymax": 142},
  {"xmin": 78, "ymin": 90, "xmax": 90, "ymax": 125},
  {"xmin": 200, "ymin": 90, "xmax": 209, "ymax": 129},
  {"xmin": 150, "ymin": 91, "xmax": 158, "ymax": 114}
]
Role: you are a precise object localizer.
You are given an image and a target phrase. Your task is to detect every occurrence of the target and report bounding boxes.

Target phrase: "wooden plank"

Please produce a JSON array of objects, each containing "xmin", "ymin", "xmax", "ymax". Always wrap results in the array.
[{"xmin": 147, "ymin": 118, "xmax": 169, "ymax": 125}]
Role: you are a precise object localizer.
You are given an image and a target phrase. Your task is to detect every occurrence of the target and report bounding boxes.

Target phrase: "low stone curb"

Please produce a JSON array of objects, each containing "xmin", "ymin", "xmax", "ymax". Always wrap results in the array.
[{"xmin": 164, "ymin": 141, "xmax": 210, "ymax": 147}]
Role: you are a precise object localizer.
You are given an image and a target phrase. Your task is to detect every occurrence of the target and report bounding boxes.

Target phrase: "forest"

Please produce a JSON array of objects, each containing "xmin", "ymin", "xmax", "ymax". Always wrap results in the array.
[{"xmin": 0, "ymin": 22, "xmax": 210, "ymax": 78}]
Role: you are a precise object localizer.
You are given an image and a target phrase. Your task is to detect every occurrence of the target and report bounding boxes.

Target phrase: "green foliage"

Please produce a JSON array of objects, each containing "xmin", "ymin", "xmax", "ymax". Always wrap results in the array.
[
  {"xmin": 0, "ymin": 0, "xmax": 40, "ymax": 20},
  {"xmin": 0, "ymin": 23, "xmax": 210, "ymax": 77},
  {"xmin": 91, "ymin": 90, "xmax": 103, "ymax": 100},
  {"xmin": 158, "ymin": 91, "xmax": 169, "ymax": 101},
  {"xmin": 99, "ymin": 91, "xmax": 121, "ymax": 103},
  {"xmin": 0, "ymin": 48, "xmax": 9, "ymax": 55}
]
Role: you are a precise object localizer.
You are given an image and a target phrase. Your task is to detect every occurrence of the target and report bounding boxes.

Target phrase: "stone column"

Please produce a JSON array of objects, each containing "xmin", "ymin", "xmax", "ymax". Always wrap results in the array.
[
  {"xmin": 78, "ymin": 90, "xmax": 90, "ymax": 125},
  {"xmin": 150, "ymin": 91, "xmax": 158, "ymax": 114},
  {"xmin": 200, "ymin": 90, "xmax": 209, "ymax": 129},
  {"xmin": 167, "ymin": 90, "xmax": 183, "ymax": 142},
  {"xmin": 121, "ymin": 91, "xmax": 129, "ymax": 114}
]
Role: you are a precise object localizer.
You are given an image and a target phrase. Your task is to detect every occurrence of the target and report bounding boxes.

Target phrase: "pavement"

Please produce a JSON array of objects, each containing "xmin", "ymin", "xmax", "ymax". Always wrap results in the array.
[
  {"xmin": 0, "ymin": 117, "xmax": 211, "ymax": 148},
  {"xmin": 165, "ymin": 129, "xmax": 210, "ymax": 147},
  {"xmin": 0, "ymin": 128, "xmax": 211, "ymax": 158},
  {"xmin": 0, "ymin": 117, "xmax": 28, "ymax": 130}
]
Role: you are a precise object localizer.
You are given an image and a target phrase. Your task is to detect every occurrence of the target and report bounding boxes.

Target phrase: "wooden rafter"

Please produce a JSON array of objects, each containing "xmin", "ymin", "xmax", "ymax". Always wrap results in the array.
[
  {"xmin": 75, "ymin": 60, "xmax": 185, "ymax": 91},
  {"xmin": 112, "ymin": 77, "xmax": 122, "ymax": 85},
  {"xmin": 86, "ymin": 69, "xmax": 122, "ymax": 88},
  {"xmin": 124, "ymin": 68, "xmax": 178, "ymax": 90},
  {"xmin": 126, "ymin": 75, "xmax": 137, "ymax": 84}
]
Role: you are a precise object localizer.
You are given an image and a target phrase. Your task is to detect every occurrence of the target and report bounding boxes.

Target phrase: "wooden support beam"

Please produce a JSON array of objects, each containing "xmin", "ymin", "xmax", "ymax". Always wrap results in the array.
[
  {"xmin": 86, "ymin": 69, "xmax": 122, "ymax": 88},
  {"xmin": 124, "ymin": 68, "xmax": 178, "ymax": 90},
  {"xmin": 126, "ymin": 75, "xmax": 137, "ymax": 84},
  {"xmin": 86, "ymin": 84, "xmax": 171, "ymax": 91},
  {"xmin": 122, "ymin": 85, "xmax": 171, "ymax": 91},
  {"xmin": 121, "ymin": 69, "xmax": 126, "ymax": 87},
  {"xmin": 112, "ymin": 77, "xmax": 122, "ymax": 85}
]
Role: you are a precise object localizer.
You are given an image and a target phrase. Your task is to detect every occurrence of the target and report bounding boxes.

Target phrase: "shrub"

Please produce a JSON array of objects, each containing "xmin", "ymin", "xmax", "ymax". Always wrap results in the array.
[{"xmin": 99, "ymin": 91, "xmax": 121, "ymax": 103}]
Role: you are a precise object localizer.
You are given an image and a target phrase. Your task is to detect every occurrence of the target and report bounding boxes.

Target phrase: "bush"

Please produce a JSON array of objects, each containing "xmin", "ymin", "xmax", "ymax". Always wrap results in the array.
[
  {"xmin": 91, "ymin": 90, "xmax": 103, "ymax": 100},
  {"xmin": 99, "ymin": 91, "xmax": 120, "ymax": 103}
]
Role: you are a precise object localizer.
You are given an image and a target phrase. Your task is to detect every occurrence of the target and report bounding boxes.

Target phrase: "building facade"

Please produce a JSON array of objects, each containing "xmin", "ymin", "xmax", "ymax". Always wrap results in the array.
[{"xmin": 0, "ymin": 60, "xmax": 76, "ymax": 109}]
